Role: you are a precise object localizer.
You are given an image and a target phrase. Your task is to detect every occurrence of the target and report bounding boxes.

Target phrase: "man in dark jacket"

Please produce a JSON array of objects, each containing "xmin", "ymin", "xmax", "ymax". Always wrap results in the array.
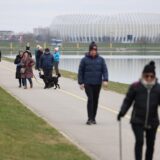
[
  {"xmin": 78, "ymin": 42, "xmax": 109, "ymax": 125},
  {"xmin": 40, "ymin": 48, "xmax": 54, "ymax": 89},
  {"xmin": 117, "ymin": 61, "xmax": 160, "ymax": 160}
]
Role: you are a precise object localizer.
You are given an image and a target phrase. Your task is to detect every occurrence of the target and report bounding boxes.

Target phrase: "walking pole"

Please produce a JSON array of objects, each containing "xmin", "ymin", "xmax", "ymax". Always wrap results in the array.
[{"xmin": 119, "ymin": 120, "xmax": 123, "ymax": 160}]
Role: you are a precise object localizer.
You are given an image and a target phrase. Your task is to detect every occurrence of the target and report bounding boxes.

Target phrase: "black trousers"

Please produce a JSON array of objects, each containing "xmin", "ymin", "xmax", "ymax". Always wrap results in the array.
[
  {"xmin": 85, "ymin": 84, "xmax": 101, "ymax": 121},
  {"xmin": 43, "ymin": 69, "xmax": 53, "ymax": 86},
  {"xmin": 132, "ymin": 124, "xmax": 158, "ymax": 160}
]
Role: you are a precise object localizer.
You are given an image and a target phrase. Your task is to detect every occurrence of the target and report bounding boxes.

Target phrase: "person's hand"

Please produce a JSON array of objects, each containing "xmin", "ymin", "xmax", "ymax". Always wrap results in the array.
[
  {"xmin": 80, "ymin": 84, "xmax": 85, "ymax": 90},
  {"xmin": 117, "ymin": 113, "xmax": 123, "ymax": 121},
  {"xmin": 103, "ymin": 81, "xmax": 108, "ymax": 88}
]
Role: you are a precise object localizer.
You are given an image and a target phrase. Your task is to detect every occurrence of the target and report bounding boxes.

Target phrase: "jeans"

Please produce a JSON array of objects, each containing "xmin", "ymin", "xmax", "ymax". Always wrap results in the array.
[
  {"xmin": 132, "ymin": 124, "xmax": 158, "ymax": 160},
  {"xmin": 85, "ymin": 84, "xmax": 101, "ymax": 121},
  {"xmin": 22, "ymin": 78, "xmax": 32, "ymax": 87}
]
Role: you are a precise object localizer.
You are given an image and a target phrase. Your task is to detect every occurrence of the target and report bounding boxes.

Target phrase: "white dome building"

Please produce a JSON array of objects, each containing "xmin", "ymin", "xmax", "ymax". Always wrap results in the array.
[{"xmin": 50, "ymin": 13, "xmax": 160, "ymax": 43}]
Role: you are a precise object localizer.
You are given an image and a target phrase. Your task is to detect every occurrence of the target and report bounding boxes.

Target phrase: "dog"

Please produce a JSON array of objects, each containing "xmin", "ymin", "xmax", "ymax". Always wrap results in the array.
[{"xmin": 39, "ymin": 71, "xmax": 60, "ymax": 89}]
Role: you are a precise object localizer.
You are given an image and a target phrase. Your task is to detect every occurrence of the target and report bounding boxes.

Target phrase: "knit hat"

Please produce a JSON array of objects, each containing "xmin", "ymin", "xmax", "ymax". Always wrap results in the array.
[
  {"xmin": 45, "ymin": 48, "xmax": 50, "ymax": 52},
  {"xmin": 89, "ymin": 42, "xmax": 97, "ymax": 52},
  {"xmin": 143, "ymin": 61, "xmax": 156, "ymax": 75}
]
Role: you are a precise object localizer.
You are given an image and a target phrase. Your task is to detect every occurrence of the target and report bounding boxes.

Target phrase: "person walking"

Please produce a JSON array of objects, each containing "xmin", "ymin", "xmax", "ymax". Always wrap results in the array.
[
  {"xmin": 78, "ymin": 42, "xmax": 109, "ymax": 125},
  {"xmin": 0, "ymin": 50, "xmax": 1, "ymax": 62},
  {"xmin": 40, "ymin": 48, "xmax": 54, "ymax": 89},
  {"xmin": 117, "ymin": 61, "xmax": 160, "ymax": 160},
  {"xmin": 14, "ymin": 50, "xmax": 23, "ymax": 88},
  {"xmin": 35, "ymin": 45, "xmax": 43, "ymax": 70},
  {"xmin": 53, "ymin": 47, "xmax": 61, "ymax": 76},
  {"xmin": 21, "ymin": 51, "xmax": 35, "ymax": 89}
]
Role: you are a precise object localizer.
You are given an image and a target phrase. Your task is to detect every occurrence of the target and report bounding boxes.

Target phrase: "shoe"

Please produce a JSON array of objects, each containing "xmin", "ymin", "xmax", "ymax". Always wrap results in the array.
[
  {"xmin": 30, "ymin": 84, "xmax": 33, "ymax": 88},
  {"xmin": 86, "ymin": 120, "xmax": 92, "ymax": 125},
  {"xmin": 19, "ymin": 85, "xmax": 21, "ymax": 88},
  {"xmin": 92, "ymin": 120, "xmax": 97, "ymax": 124},
  {"xmin": 24, "ymin": 86, "xmax": 27, "ymax": 89},
  {"xmin": 44, "ymin": 86, "xmax": 48, "ymax": 89}
]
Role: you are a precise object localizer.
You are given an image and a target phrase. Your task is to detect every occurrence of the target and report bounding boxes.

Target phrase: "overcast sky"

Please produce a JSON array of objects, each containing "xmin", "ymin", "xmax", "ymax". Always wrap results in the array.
[{"xmin": 0, "ymin": 0, "xmax": 160, "ymax": 33}]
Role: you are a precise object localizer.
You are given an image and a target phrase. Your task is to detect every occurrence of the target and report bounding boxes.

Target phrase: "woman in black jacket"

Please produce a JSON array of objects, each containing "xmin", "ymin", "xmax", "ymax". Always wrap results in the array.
[
  {"xmin": 117, "ymin": 61, "xmax": 160, "ymax": 160},
  {"xmin": 14, "ymin": 51, "xmax": 23, "ymax": 87}
]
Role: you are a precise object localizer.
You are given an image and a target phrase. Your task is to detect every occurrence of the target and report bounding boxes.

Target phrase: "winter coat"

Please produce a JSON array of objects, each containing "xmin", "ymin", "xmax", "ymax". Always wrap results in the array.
[
  {"xmin": 14, "ymin": 55, "xmax": 22, "ymax": 79},
  {"xmin": 40, "ymin": 53, "xmax": 54, "ymax": 70},
  {"xmin": 78, "ymin": 53, "xmax": 108, "ymax": 85},
  {"xmin": 53, "ymin": 51, "xmax": 60, "ymax": 62},
  {"xmin": 35, "ymin": 50, "xmax": 43, "ymax": 69},
  {"xmin": 21, "ymin": 57, "xmax": 35, "ymax": 79},
  {"xmin": 119, "ymin": 81, "xmax": 160, "ymax": 128}
]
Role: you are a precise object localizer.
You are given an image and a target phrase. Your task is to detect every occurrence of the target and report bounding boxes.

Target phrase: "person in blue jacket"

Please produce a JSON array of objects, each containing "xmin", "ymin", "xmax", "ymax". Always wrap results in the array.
[
  {"xmin": 53, "ymin": 47, "xmax": 61, "ymax": 77},
  {"xmin": 40, "ymin": 48, "xmax": 54, "ymax": 89},
  {"xmin": 78, "ymin": 42, "xmax": 109, "ymax": 125}
]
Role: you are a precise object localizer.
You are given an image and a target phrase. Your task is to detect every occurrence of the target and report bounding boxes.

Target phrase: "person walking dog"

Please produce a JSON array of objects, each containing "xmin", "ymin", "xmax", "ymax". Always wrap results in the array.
[
  {"xmin": 78, "ymin": 42, "xmax": 109, "ymax": 125},
  {"xmin": 117, "ymin": 61, "xmax": 160, "ymax": 160},
  {"xmin": 40, "ymin": 48, "xmax": 54, "ymax": 89}
]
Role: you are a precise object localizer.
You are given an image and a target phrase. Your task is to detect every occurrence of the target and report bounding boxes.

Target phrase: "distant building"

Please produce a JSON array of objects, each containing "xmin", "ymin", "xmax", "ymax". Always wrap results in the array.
[
  {"xmin": 0, "ymin": 31, "xmax": 14, "ymax": 40},
  {"xmin": 50, "ymin": 13, "xmax": 160, "ymax": 43},
  {"xmin": 33, "ymin": 27, "xmax": 50, "ymax": 42}
]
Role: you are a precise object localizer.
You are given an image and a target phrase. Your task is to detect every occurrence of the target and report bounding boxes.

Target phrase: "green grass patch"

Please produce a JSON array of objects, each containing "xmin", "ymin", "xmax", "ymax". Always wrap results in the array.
[{"xmin": 0, "ymin": 87, "xmax": 91, "ymax": 160}]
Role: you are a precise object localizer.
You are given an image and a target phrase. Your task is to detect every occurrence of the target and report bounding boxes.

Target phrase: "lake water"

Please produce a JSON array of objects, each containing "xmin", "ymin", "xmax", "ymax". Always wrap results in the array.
[
  {"xmin": 5, "ymin": 54, "xmax": 160, "ymax": 84},
  {"xmin": 60, "ymin": 55, "xmax": 160, "ymax": 84}
]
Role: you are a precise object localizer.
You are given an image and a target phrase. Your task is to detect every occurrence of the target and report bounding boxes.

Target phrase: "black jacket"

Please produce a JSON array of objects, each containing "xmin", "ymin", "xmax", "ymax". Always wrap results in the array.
[
  {"xmin": 78, "ymin": 53, "xmax": 108, "ymax": 85},
  {"xmin": 14, "ymin": 55, "xmax": 22, "ymax": 79},
  {"xmin": 119, "ymin": 81, "xmax": 160, "ymax": 128}
]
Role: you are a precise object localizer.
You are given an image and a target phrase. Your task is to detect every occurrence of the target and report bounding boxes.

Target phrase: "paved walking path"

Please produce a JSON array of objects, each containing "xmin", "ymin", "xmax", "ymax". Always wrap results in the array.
[{"xmin": 0, "ymin": 60, "xmax": 160, "ymax": 160}]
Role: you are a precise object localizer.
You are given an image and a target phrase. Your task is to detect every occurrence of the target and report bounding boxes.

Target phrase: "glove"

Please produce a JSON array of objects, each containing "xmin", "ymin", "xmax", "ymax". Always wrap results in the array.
[{"xmin": 117, "ymin": 112, "xmax": 123, "ymax": 121}]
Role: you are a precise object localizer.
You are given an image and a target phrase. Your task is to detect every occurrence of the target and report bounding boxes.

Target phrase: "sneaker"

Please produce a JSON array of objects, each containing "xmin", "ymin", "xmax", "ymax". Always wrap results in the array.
[
  {"xmin": 86, "ymin": 120, "xmax": 92, "ymax": 125},
  {"xmin": 92, "ymin": 120, "xmax": 97, "ymax": 124}
]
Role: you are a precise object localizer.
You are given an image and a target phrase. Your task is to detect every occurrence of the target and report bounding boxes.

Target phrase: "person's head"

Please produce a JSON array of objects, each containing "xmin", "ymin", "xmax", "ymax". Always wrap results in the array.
[
  {"xmin": 45, "ymin": 48, "xmax": 50, "ymax": 54},
  {"xmin": 39, "ymin": 47, "xmax": 43, "ymax": 51},
  {"xmin": 19, "ymin": 50, "xmax": 23, "ymax": 57},
  {"xmin": 89, "ymin": 42, "xmax": 98, "ymax": 57},
  {"xmin": 36, "ymin": 45, "xmax": 40, "ymax": 49},
  {"xmin": 142, "ymin": 61, "xmax": 156, "ymax": 84},
  {"xmin": 54, "ymin": 47, "xmax": 59, "ymax": 52},
  {"xmin": 23, "ymin": 51, "xmax": 29, "ymax": 59}
]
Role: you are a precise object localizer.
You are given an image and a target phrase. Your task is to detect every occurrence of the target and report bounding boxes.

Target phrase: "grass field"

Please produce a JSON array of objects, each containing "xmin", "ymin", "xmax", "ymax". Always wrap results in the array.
[
  {"xmin": 1, "ymin": 41, "xmax": 160, "ymax": 55},
  {"xmin": 0, "ymin": 86, "xmax": 91, "ymax": 160}
]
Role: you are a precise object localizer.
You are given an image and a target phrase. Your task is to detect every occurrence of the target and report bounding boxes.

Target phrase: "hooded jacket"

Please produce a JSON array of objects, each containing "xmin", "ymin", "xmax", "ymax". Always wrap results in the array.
[
  {"xmin": 40, "ymin": 52, "xmax": 54, "ymax": 70},
  {"xmin": 119, "ymin": 81, "xmax": 160, "ymax": 128},
  {"xmin": 78, "ymin": 53, "xmax": 108, "ymax": 85}
]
